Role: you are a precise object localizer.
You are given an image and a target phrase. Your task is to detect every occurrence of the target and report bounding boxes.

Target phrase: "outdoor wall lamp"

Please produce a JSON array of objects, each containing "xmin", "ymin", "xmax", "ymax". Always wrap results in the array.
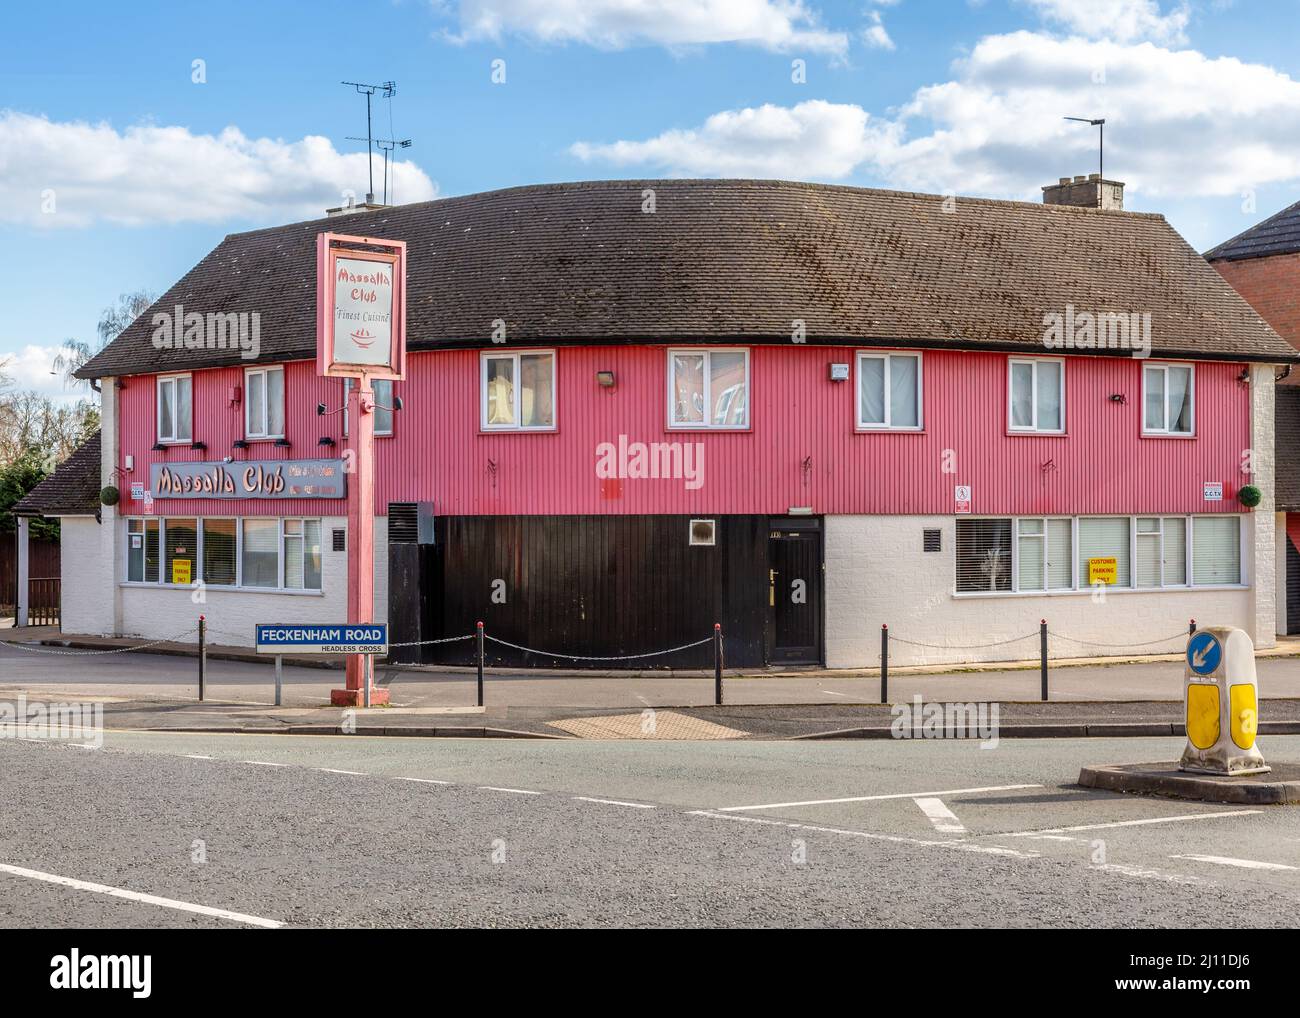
[
  {"xmin": 318, "ymin": 436, "xmax": 337, "ymax": 448},
  {"xmin": 232, "ymin": 439, "xmax": 249, "ymax": 450},
  {"xmin": 596, "ymin": 370, "xmax": 616, "ymax": 388},
  {"xmin": 1237, "ymin": 367, "xmax": 1250, "ymax": 384},
  {"xmin": 1108, "ymin": 393, "xmax": 1127, "ymax": 404}
]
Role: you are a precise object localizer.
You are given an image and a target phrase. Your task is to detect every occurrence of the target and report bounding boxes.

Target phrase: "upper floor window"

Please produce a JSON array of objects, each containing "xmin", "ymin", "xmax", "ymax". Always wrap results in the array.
[
  {"xmin": 668, "ymin": 349, "xmax": 749, "ymax": 429},
  {"xmin": 1143, "ymin": 363, "xmax": 1194, "ymax": 436},
  {"xmin": 1008, "ymin": 357, "xmax": 1064, "ymax": 433},
  {"xmin": 857, "ymin": 352, "xmax": 921, "ymax": 430},
  {"xmin": 482, "ymin": 351, "xmax": 555, "ymax": 430},
  {"xmin": 157, "ymin": 374, "xmax": 192, "ymax": 443},
  {"xmin": 343, "ymin": 378, "xmax": 394, "ymax": 437},
  {"xmin": 245, "ymin": 366, "xmax": 285, "ymax": 439}
]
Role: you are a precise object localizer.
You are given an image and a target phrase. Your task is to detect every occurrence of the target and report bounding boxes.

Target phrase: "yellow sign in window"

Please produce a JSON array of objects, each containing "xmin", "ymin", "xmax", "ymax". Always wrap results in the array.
[
  {"xmin": 171, "ymin": 558, "xmax": 192, "ymax": 585},
  {"xmin": 1087, "ymin": 557, "xmax": 1118, "ymax": 585}
]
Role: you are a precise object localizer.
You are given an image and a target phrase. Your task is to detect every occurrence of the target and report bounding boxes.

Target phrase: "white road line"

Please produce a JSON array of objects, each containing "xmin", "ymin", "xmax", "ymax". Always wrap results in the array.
[
  {"xmin": 243, "ymin": 760, "xmax": 286, "ymax": 767},
  {"xmin": 1003, "ymin": 809, "xmax": 1262, "ymax": 837},
  {"xmin": 0, "ymin": 862, "xmax": 283, "ymax": 929},
  {"xmin": 185, "ymin": 754, "xmax": 214, "ymax": 760},
  {"xmin": 914, "ymin": 797, "xmax": 966, "ymax": 834},
  {"xmin": 480, "ymin": 786, "xmax": 542, "ymax": 796},
  {"xmin": 687, "ymin": 810, "xmax": 1041, "ymax": 859},
  {"xmin": 820, "ymin": 689, "xmax": 850, "ymax": 698},
  {"xmin": 1091, "ymin": 862, "xmax": 1202, "ymax": 885},
  {"xmin": 716, "ymin": 784, "xmax": 1042, "ymax": 812},
  {"xmin": 574, "ymin": 796, "xmax": 655, "ymax": 809},
  {"xmin": 318, "ymin": 768, "xmax": 367, "ymax": 775},
  {"xmin": 1172, "ymin": 854, "xmax": 1298, "ymax": 872},
  {"xmin": 394, "ymin": 777, "xmax": 450, "ymax": 785}
]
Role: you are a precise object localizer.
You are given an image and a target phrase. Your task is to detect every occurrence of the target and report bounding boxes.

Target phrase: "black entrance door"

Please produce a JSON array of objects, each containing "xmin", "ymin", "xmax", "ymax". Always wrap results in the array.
[{"xmin": 767, "ymin": 525, "xmax": 823, "ymax": 664}]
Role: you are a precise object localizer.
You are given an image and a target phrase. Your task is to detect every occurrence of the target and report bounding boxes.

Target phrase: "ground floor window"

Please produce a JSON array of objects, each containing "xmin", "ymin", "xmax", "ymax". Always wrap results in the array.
[
  {"xmin": 124, "ymin": 517, "xmax": 323, "ymax": 591},
  {"xmin": 955, "ymin": 515, "xmax": 1241, "ymax": 594}
]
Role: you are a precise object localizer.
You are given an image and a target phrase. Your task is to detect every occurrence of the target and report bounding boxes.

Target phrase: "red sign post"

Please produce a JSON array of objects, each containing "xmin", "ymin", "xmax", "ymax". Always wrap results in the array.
[{"xmin": 317, "ymin": 232, "xmax": 406, "ymax": 706}]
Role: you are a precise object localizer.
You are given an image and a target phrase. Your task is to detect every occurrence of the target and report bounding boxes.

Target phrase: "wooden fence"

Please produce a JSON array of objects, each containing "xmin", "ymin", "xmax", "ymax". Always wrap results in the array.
[{"xmin": 0, "ymin": 536, "xmax": 61, "ymax": 612}]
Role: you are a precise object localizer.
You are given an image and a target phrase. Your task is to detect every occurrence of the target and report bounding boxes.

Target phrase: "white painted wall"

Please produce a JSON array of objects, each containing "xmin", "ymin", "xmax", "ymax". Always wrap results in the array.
[
  {"xmin": 825, "ymin": 514, "xmax": 1255, "ymax": 668},
  {"xmin": 1250, "ymin": 364, "xmax": 1277, "ymax": 648},
  {"xmin": 59, "ymin": 516, "xmax": 114, "ymax": 635}
]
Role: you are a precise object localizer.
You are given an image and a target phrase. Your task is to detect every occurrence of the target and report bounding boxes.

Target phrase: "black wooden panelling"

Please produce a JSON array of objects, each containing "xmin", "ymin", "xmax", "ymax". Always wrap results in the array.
[
  {"xmin": 1288, "ymin": 536, "xmax": 1300, "ymax": 636},
  {"xmin": 421, "ymin": 515, "xmax": 770, "ymax": 668}
]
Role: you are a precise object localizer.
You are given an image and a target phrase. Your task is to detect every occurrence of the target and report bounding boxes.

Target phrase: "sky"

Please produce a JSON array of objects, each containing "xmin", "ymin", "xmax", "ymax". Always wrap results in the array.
[{"xmin": 3, "ymin": 0, "xmax": 1299, "ymax": 401}]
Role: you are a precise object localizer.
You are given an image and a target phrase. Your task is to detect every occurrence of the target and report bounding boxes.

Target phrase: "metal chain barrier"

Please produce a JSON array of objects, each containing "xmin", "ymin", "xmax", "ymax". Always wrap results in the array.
[
  {"xmin": 388, "ymin": 634, "xmax": 477, "ymax": 649},
  {"xmin": 0, "ymin": 629, "xmax": 199, "ymax": 657},
  {"xmin": 484, "ymin": 635, "xmax": 712, "ymax": 662},
  {"xmin": 886, "ymin": 631, "xmax": 1040, "ymax": 651},
  {"xmin": 1048, "ymin": 630, "xmax": 1188, "ymax": 650}
]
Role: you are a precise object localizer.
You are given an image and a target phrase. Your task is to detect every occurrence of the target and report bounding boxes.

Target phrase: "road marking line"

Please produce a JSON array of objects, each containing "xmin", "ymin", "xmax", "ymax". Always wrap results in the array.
[
  {"xmin": 1172, "ymin": 854, "xmax": 1297, "ymax": 871},
  {"xmin": 1092, "ymin": 862, "xmax": 1202, "ymax": 885},
  {"xmin": 716, "ymin": 784, "xmax": 1042, "ymax": 812},
  {"xmin": 394, "ymin": 777, "xmax": 450, "ymax": 785},
  {"xmin": 185, "ymin": 754, "xmax": 214, "ymax": 760},
  {"xmin": 820, "ymin": 689, "xmax": 850, "ymax": 698},
  {"xmin": 1024, "ymin": 834, "xmax": 1081, "ymax": 843},
  {"xmin": 574, "ymin": 796, "xmax": 655, "ymax": 809},
  {"xmin": 480, "ymin": 786, "xmax": 542, "ymax": 796},
  {"xmin": 243, "ymin": 760, "xmax": 286, "ymax": 767},
  {"xmin": 687, "ymin": 810, "xmax": 1040, "ymax": 859},
  {"xmin": 0, "ymin": 862, "xmax": 284, "ymax": 929},
  {"xmin": 318, "ymin": 768, "xmax": 367, "ymax": 775},
  {"xmin": 913, "ymin": 798, "xmax": 966, "ymax": 834},
  {"xmin": 1003, "ymin": 809, "xmax": 1262, "ymax": 837}
]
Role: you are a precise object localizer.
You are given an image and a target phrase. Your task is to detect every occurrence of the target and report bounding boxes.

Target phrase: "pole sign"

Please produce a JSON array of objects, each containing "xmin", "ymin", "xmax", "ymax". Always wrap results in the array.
[
  {"xmin": 255, "ymin": 623, "xmax": 388, "ymax": 655},
  {"xmin": 316, "ymin": 232, "xmax": 406, "ymax": 381}
]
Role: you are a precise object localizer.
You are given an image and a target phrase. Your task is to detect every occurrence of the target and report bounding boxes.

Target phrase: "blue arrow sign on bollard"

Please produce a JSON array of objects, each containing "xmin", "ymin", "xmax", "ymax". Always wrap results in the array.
[{"xmin": 1186, "ymin": 631, "xmax": 1222, "ymax": 675}]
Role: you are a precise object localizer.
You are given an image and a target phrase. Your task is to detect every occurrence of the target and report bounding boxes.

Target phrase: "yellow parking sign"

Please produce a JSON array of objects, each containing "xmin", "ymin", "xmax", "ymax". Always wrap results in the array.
[
  {"xmin": 171, "ymin": 558, "xmax": 192, "ymax": 585},
  {"xmin": 1087, "ymin": 557, "xmax": 1117, "ymax": 584}
]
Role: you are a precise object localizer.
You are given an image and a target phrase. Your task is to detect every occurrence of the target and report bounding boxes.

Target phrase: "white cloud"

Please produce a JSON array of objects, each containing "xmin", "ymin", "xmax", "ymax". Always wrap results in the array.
[
  {"xmin": 0, "ymin": 344, "xmax": 89, "ymax": 403},
  {"xmin": 862, "ymin": 11, "xmax": 895, "ymax": 51},
  {"xmin": 1019, "ymin": 0, "xmax": 1190, "ymax": 45},
  {"xmin": 572, "ymin": 100, "xmax": 898, "ymax": 179},
  {"xmin": 572, "ymin": 31, "xmax": 1300, "ymax": 199},
  {"xmin": 0, "ymin": 112, "xmax": 439, "ymax": 228},
  {"xmin": 442, "ymin": 0, "xmax": 848, "ymax": 56}
]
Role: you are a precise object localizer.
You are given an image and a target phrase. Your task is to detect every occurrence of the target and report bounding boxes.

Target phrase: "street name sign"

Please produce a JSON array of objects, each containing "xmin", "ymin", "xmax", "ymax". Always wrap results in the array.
[{"xmin": 255, "ymin": 624, "xmax": 388, "ymax": 655}]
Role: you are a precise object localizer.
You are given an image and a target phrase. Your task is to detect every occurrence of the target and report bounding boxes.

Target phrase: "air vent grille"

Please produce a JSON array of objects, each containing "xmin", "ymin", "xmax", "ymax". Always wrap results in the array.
[
  {"xmin": 923, "ymin": 528, "xmax": 941, "ymax": 553},
  {"xmin": 689, "ymin": 519, "xmax": 716, "ymax": 546},
  {"xmin": 389, "ymin": 502, "xmax": 419, "ymax": 545}
]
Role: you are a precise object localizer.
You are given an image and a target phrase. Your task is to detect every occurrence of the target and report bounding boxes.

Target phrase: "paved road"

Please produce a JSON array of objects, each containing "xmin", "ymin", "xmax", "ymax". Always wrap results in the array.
[
  {"xmin": 4, "ymin": 641, "xmax": 1300, "ymax": 707},
  {"xmin": 1, "ymin": 731, "xmax": 1297, "ymax": 927}
]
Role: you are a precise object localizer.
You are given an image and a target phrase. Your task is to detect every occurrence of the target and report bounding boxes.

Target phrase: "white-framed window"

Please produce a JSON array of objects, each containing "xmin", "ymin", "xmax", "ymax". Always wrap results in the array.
[
  {"xmin": 1016, "ymin": 518, "xmax": 1073, "ymax": 591},
  {"xmin": 242, "ymin": 518, "xmax": 322, "ymax": 591},
  {"xmin": 123, "ymin": 517, "xmax": 322, "ymax": 591},
  {"xmin": 955, "ymin": 515, "xmax": 1241, "ymax": 594},
  {"xmin": 667, "ymin": 348, "xmax": 749, "ymax": 429},
  {"xmin": 1008, "ymin": 357, "xmax": 1065, "ymax": 433},
  {"xmin": 245, "ymin": 366, "xmax": 285, "ymax": 439},
  {"xmin": 1143, "ymin": 363, "xmax": 1194, "ymax": 435},
  {"xmin": 343, "ymin": 377, "xmax": 394, "ymax": 437},
  {"xmin": 1192, "ymin": 515, "xmax": 1240, "ymax": 585},
  {"xmin": 481, "ymin": 351, "xmax": 556, "ymax": 430},
  {"xmin": 157, "ymin": 374, "xmax": 192, "ymax": 443},
  {"xmin": 857, "ymin": 352, "xmax": 922, "ymax": 430},
  {"xmin": 1135, "ymin": 517, "xmax": 1188, "ymax": 588}
]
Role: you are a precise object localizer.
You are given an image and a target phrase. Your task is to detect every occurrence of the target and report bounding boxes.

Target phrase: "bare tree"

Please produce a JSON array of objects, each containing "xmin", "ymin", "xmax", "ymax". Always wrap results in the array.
[{"xmin": 52, "ymin": 290, "xmax": 155, "ymax": 390}]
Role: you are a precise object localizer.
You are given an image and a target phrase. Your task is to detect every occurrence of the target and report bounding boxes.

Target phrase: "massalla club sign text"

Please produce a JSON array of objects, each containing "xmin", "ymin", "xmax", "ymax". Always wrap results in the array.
[{"xmin": 149, "ymin": 459, "xmax": 346, "ymax": 499}]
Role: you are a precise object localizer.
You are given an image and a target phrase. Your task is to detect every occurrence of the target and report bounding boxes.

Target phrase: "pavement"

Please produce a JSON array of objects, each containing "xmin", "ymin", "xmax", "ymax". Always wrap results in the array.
[{"xmin": 1, "ymin": 730, "xmax": 1297, "ymax": 928}]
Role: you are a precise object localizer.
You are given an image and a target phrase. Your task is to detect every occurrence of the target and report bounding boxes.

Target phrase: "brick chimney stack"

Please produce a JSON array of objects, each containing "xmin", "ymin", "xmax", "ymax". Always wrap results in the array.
[{"xmin": 1042, "ymin": 173, "xmax": 1125, "ymax": 210}]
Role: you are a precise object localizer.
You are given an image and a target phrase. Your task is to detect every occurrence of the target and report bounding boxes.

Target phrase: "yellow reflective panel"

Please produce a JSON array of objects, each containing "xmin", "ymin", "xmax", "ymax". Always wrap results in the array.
[
  {"xmin": 1186, "ymin": 684, "xmax": 1220, "ymax": 750},
  {"xmin": 1230, "ymin": 685, "xmax": 1258, "ymax": 750}
]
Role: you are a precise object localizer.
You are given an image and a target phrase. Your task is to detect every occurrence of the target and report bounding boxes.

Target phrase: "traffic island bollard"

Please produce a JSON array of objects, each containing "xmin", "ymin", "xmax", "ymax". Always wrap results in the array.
[{"xmin": 1181, "ymin": 626, "xmax": 1269, "ymax": 776}]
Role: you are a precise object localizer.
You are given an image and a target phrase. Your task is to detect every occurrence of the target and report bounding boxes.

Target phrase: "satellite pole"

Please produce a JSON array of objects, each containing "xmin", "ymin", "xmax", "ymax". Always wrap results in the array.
[
  {"xmin": 342, "ymin": 80, "xmax": 396, "ymax": 203},
  {"xmin": 1064, "ymin": 116, "xmax": 1105, "ymax": 179},
  {"xmin": 347, "ymin": 137, "xmax": 412, "ymax": 205}
]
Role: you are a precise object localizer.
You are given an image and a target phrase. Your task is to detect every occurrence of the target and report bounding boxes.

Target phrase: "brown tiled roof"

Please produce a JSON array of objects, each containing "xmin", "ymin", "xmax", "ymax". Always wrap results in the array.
[
  {"xmin": 1279, "ymin": 387, "xmax": 1300, "ymax": 513},
  {"xmin": 1205, "ymin": 200, "xmax": 1300, "ymax": 262},
  {"xmin": 14, "ymin": 430, "xmax": 102, "ymax": 516},
  {"xmin": 77, "ymin": 179, "xmax": 1299, "ymax": 379}
]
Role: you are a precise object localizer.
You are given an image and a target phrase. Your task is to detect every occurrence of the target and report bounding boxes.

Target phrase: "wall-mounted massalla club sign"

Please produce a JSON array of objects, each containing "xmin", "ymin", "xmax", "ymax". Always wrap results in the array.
[{"xmin": 149, "ymin": 459, "xmax": 346, "ymax": 499}]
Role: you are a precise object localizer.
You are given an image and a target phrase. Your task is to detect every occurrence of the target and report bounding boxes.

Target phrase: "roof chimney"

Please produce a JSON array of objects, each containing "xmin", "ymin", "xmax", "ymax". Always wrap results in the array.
[{"xmin": 1042, "ymin": 173, "xmax": 1125, "ymax": 211}]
